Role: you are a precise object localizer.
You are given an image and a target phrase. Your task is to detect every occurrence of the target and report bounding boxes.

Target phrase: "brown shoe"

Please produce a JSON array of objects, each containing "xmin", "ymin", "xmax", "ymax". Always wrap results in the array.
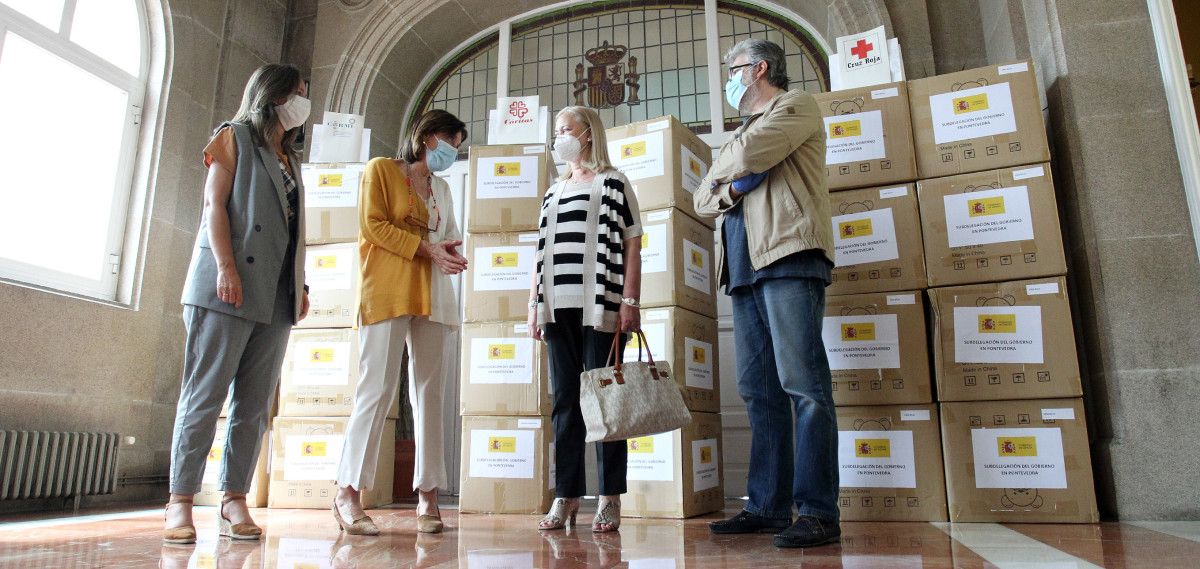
[
  {"xmin": 219, "ymin": 495, "xmax": 262, "ymax": 540},
  {"xmin": 163, "ymin": 497, "xmax": 196, "ymax": 544},
  {"xmin": 332, "ymin": 504, "xmax": 380, "ymax": 536},
  {"xmin": 416, "ymin": 514, "xmax": 443, "ymax": 534}
]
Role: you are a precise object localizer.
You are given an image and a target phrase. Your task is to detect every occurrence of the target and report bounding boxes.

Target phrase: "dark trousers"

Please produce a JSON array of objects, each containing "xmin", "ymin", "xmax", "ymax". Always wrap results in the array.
[{"xmin": 543, "ymin": 308, "xmax": 628, "ymax": 498}]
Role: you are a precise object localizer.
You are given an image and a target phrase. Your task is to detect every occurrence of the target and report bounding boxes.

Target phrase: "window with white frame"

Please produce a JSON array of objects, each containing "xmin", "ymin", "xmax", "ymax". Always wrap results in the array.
[{"xmin": 0, "ymin": 0, "xmax": 149, "ymax": 301}]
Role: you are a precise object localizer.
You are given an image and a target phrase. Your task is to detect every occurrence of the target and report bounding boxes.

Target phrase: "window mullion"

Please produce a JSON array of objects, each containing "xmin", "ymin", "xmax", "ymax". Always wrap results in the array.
[{"xmin": 59, "ymin": 0, "xmax": 78, "ymax": 38}]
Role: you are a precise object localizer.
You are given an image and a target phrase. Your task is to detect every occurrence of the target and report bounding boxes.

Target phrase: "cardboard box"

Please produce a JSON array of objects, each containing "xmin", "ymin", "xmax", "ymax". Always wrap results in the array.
[
  {"xmin": 940, "ymin": 398, "xmax": 1098, "ymax": 523},
  {"xmin": 279, "ymin": 328, "xmax": 399, "ymax": 418},
  {"xmin": 606, "ymin": 115, "xmax": 715, "ymax": 228},
  {"xmin": 194, "ymin": 418, "xmax": 270, "ymax": 507},
  {"xmin": 829, "ymin": 183, "xmax": 927, "ymax": 295},
  {"xmin": 814, "ymin": 81, "xmax": 919, "ymax": 191},
  {"xmin": 624, "ymin": 412, "xmax": 723, "ymax": 519},
  {"xmin": 836, "ymin": 404, "xmax": 948, "ymax": 522},
  {"xmin": 623, "ymin": 306, "xmax": 721, "ymax": 413},
  {"xmin": 267, "ymin": 417, "xmax": 394, "ymax": 509},
  {"xmin": 300, "ymin": 163, "xmax": 364, "ymax": 244},
  {"xmin": 918, "ymin": 163, "xmax": 1066, "ymax": 287},
  {"xmin": 909, "ymin": 60, "xmax": 1050, "ymax": 179},
  {"xmin": 638, "ymin": 208, "xmax": 716, "ymax": 318},
  {"xmin": 459, "ymin": 415, "xmax": 554, "ymax": 514},
  {"xmin": 464, "ymin": 231, "xmax": 540, "ymax": 323},
  {"xmin": 460, "ymin": 321, "xmax": 551, "ymax": 416},
  {"xmin": 295, "ymin": 242, "xmax": 360, "ymax": 329},
  {"xmin": 930, "ymin": 276, "xmax": 1080, "ymax": 402},
  {"xmin": 824, "ymin": 291, "xmax": 933, "ymax": 406},
  {"xmin": 466, "ymin": 144, "xmax": 554, "ymax": 233}
]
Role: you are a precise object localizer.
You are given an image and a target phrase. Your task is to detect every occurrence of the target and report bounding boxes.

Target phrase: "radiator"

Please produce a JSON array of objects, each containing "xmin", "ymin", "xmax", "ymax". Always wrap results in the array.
[{"xmin": 0, "ymin": 431, "xmax": 120, "ymax": 501}]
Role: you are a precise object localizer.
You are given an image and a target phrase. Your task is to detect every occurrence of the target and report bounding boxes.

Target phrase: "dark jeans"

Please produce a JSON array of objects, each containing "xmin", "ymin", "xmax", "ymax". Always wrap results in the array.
[
  {"xmin": 543, "ymin": 309, "xmax": 628, "ymax": 498},
  {"xmin": 731, "ymin": 277, "xmax": 839, "ymax": 522}
]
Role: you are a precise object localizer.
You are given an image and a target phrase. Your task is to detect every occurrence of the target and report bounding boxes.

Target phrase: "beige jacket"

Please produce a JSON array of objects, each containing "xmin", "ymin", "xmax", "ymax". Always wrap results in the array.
[{"xmin": 693, "ymin": 88, "xmax": 834, "ymax": 289}]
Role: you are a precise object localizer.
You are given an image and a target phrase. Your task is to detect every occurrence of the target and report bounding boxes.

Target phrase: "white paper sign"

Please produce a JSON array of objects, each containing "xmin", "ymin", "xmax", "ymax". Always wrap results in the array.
[
  {"xmin": 953, "ymin": 306, "xmax": 1044, "ymax": 364},
  {"xmin": 900, "ymin": 409, "xmax": 931, "ymax": 421},
  {"xmin": 822, "ymin": 314, "xmax": 901, "ymax": 370},
  {"xmin": 838, "ymin": 430, "xmax": 917, "ymax": 488},
  {"xmin": 930, "ymin": 83, "xmax": 1018, "ymax": 144},
  {"xmin": 283, "ymin": 434, "xmax": 344, "ymax": 481},
  {"xmin": 683, "ymin": 337, "xmax": 714, "ymax": 390},
  {"xmin": 275, "ymin": 538, "xmax": 335, "ymax": 569},
  {"xmin": 1026, "ymin": 282, "xmax": 1060, "ymax": 296},
  {"xmin": 548, "ymin": 441, "xmax": 556, "ymax": 490},
  {"xmin": 301, "ymin": 164, "xmax": 362, "ymax": 209},
  {"xmin": 879, "ymin": 186, "xmax": 909, "ymax": 199},
  {"xmin": 683, "ymin": 239, "xmax": 711, "ymax": 294},
  {"xmin": 310, "ymin": 112, "xmax": 364, "ymax": 163},
  {"xmin": 518, "ymin": 418, "xmax": 543, "ymax": 429},
  {"xmin": 640, "ymin": 224, "xmax": 668, "ymax": 274},
  {"xmin": 886, "ymin": 294, "xmax": 916, "ymax": 305},
  {"xmin": 834, "ymin": 26, "xmax": 892, "ymax": 89},
  {"xmin": 471, "ymin": 245, "xmax": 534, "ymax": 291},
  {"xmin": 469, "ymin": 429, "xmax": 535, "ymax": 479},
  {"xmin": 202, "ymin": 429, "xmax": 227, "ymax": 485},
  {"xmin": 944, "ymin": 186, "xmax": 1035, "ymax": 248},
  {"xmin": 626, "ymin": 432, "xmax": 675, "ymax": 481},
  {"xmin": 624, "ymin": 322, "xmax": 667, "ymax": 363},
  {"xmin": 680, "ymin": 144, "xmax": 708, "ymax": 193},
  {"xmin": 609, "ymin": 131, "xmax": 666, "ymax": 181},
  {"xmin": 1041, "ymin": 408, "xmax": 1075, "ymax": 421},
  {"xmin": 291, "ymin": 341, "xmax": 352, "ymax": 386},
  {"xmin": 832, "ymin": 208, "xmax": 899, "ymax": 267},
  {"xmin": 1012, "ymin": 165, "xmax": 1045, "ymax": 180},
  {"xmin": 487, "ymin": 106, "xmax": 550, "ymax": 146},
  {"xmin": 469, "ymin": 337, "xmax": 535, "ymax": 384},
  {"xmin": 467, "ymin": 552, "xmax": 536, "ymax": 569},
  {"xmin": 971, "ymin": 427, "xmax": 1067, "ymax": 489},
  {"xmin": 493, "ymin": 96, "xmax": 543, "ymax": 144},
  {"xmin": 691, "ymin": 439, "xmax": 719, "ymax": 491},
  {"xmin": 474, "ymin": 156, "xmax": 540, "ymax": 199},
  {"xmin": 306, "ymin": 244, "xmax": 355, "ymax": 291},
  {"xmin": 824, "ymin": 110, "xmax": 886, "ymax": 164}
]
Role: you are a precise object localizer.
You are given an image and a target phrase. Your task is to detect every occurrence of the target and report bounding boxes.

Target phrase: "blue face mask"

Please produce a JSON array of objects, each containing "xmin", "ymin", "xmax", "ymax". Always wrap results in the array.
[
  {"xmin": 426, "ymin": 138, "xmax": 457, "ymax": 172},
  {"xmin": 724, "ymin": 70, "xmax": 749, "ymax": 111}
]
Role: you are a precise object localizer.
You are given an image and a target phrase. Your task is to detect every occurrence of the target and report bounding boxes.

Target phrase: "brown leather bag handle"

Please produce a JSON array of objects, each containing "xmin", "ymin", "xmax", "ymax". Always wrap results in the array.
[{"xmin": 600, "ymin": 329, "xmax": 661, "ymax": 387}]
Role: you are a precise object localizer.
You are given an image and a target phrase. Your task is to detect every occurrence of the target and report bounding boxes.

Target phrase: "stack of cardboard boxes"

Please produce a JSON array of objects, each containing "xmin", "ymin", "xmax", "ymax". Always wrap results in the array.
[
  {"xmin": 814, "ymin": 82, "xmax": 948, "ymax": 523},
  {"xmin": 605, "ymin": 116, "xmax": 723, "ymax": 519},
  {"xmin": 458, "ymin": 144, "xmax": 558, "ymax": 515}
]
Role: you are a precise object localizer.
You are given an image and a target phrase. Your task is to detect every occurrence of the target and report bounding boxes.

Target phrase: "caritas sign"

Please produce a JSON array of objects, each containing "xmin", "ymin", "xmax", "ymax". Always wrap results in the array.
[{"xmin": 492, "ymin": 95, "xmax": 544, "ymax": 144}]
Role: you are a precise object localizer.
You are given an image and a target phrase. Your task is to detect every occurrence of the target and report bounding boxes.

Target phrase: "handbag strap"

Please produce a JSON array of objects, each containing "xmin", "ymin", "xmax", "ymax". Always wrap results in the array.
[{"xmin": 601, "ymin": 329, "xmax": 663, "ymax": 386}]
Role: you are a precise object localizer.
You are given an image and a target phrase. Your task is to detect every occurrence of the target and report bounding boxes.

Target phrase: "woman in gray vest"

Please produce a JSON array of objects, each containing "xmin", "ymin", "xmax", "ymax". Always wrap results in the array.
[{"xmin": 164, "ymin": 64, "xmax": 310, "ymax": 544}]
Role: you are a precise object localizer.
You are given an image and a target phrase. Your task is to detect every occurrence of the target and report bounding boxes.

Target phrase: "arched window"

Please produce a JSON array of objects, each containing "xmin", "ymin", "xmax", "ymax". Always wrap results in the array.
[
  {"xmin": 0, "ymin": 0, "xmax": 152, "ymax": 300},
  {"xmin": 409, "ymin": 1, "xmax": 827, "ymax": 148}
]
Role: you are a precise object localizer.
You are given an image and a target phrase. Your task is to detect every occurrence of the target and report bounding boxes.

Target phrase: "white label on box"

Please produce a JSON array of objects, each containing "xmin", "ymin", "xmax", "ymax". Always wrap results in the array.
[
  {"xmin": 691, "ymin": 439, "xmax": 720, "ymax": 492},
  {"xmin": 625, "ymin": 322, "xmax": 667, "ymax": 363},
  {"xmin": 683, "ymin": 337, "xmax": 714, "ymax": 390},
  {"xmin": 843, "ymin": 556, "xmax": 922, "ymax": 569},
  {"xmin": 469, "ymin": 337, "xmax": 534, "ymax": 384},
  {"xmin": 1012, "ymin": 165, "xmax": 1045, "ymax": 180},
  {"xmin": 971, "ymin": 427, "xmax": 1067, "ymax": 489},
  {"xmin": 469, "ymin": 429, "xmax": 535, "ymax": 479},
  {"xmin": 953, "ymin": 305, "xmax": 1044, "ymax": 364},
  {"xmin": 523, "ymin": 145, "xmax": 544, "ymax": 154},
  {"xmin": 291, "ymin": 341, "xmax": 352, "ymax": 386},
  {"xmin": 629, "ymin": 560, "xmax": 677, "ymax": 569},
  {"xmin": 879, "ymin": 186, "xmax": 909, "ymax": 199},
  {"xmin": 639, "ymin": 224, "xmax": 668, "ymax": 274},
  {"xmin": 824, "ymin": 110, "xmax": 887, "ymax": 165},
  {"xmin": 518, "ymin": 232, "xmax": 539, "ymax": 243},
  {"xmin": 283, "ymin": 434, "xmax": 344, "ymax": 481},
  {"xmin": 944, "ymin": 186, "xmax": 1035, "ymax": 248},
  {"xmin": 275, "ymin": 538, "xmax": 335, "ymax": 569},
  {"xmin": 682, "ymin": 239, "xmax": 711, "ymax": 294},
  {"xmin": 609, "ymin": 131, "xmax": 666, "ymax": 181},
  {"xmin": 645, "ymin": 309, "xmax": 670, "ymax": 321},
  {"xmin": 647, "ymin": 120, "xmax": 670, "ymax": 132},
  {"xmin": 306, "ymin": 244, "xmax": 355, "ymax": 291},
  {"xmin": 832, "ymin": 208, "xmax": 900, "ymax": 267},
  {"xmin": 998, "ymin": 62, "xmax": 1030, "ymax": 75},
  {"xmin": 474, "ymin": 156, "xmax": 540, "ymax": 199},
  {"xmin": 467, "ymin": 551, "xmax": 535, "ymax": 569},
  {"xmin": 1026, "ymin": 282, "xmax": 1060, "ymax": 296},
  {"xmin": 930, "ymin": 83, "xmax": 1018, "ymax": 144},
  {"xmin": 646, "ymin": 210, "xmax": 672, "ymax": 222},
  {"xmin": 626, "ymin": 432, "xmax": 675, "ymax": 481},
  {"xmin": 1041, "ymin": 408, "xmax": 1076, "ymax": 421},
  {"xmin": 518, "ymin": 418, "xmax": 543, "ymax": 429},
  {"xmin": 871, "ymin": 87, "xmax": 899, "ymax": 99},
  {"xmin": 886, "ymin": 294, "xmax": 916, "ymax": 305},
  {"xmin": 900, "ymin": 409, "xmax": 931, "ymax": 421},
  {"xmin": 680, "ymin": 144, "xmax": 708, "ymax": 194},
  {"xmin": 822, "ymin": 314, "xmax": 901, "ymax": 370},
  {"xmin": 301, "ymin": 164, "xmax": 361, "ymax": 209},
  {"xmin": 837, "ymin": 430, "xmax": 917, "ymax": 488},
  {"xmin": 513, "ymin": 323, "xmax": 529, "ymax": 334},
  {"xmin": 471, "ymin": 245, "xmax": 535, "ymax": 291},
  {"xmin": 202, "ymin": 433, "xmax": 226, "ymax": 485},
  {"xmin": 548, "ymin": 441, "xmax": 556, "ymax": 490}
]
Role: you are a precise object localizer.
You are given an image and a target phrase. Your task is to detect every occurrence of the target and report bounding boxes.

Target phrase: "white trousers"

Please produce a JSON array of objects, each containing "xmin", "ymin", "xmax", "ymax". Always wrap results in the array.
[{"xmin": 336, "ymin": 315, "xmax": 452, "ymax": 493}]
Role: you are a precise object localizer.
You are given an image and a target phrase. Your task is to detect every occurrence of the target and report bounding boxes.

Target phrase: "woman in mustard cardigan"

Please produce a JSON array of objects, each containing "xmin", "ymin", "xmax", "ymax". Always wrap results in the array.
[{"xmin": 333, "ymin": 110, "xmax": 468, "ymax": 536}]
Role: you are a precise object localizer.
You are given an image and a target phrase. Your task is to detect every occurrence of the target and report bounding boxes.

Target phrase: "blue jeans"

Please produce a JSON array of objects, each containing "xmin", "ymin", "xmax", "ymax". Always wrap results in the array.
[{"xmin": 731, "ymin": 277, "xmax": 839, "ymax": 522}]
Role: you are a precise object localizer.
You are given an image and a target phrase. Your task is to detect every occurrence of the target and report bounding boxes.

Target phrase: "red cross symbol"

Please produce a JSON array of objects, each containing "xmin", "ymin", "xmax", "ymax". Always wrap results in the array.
[{"xmin": 850, "ymin": 38, "xmax": 874, "ymax": 60}]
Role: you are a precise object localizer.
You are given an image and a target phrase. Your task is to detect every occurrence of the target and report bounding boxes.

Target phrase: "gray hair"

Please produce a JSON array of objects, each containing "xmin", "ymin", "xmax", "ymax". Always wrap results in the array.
[{"xmin": 724, "ymin": 38, "xmax": 789, "ymax": 89}]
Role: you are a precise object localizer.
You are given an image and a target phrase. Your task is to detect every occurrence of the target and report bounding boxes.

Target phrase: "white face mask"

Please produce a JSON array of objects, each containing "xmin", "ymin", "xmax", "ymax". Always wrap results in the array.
[
  {"xmin": 553, "ymin": 128, "xmax": 590, "ymax": 163},
  {"xmin": 276, "ymin": 95, "xmax": 311, "ymax": 131}
]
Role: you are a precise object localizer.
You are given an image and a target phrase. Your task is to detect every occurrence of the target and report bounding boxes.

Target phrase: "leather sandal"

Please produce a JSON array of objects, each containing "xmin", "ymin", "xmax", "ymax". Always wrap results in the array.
[
  {"xmin": 163, "ymin": 496, "xmax": 196, "ymax": 544},
  {"xmin": 332, "ymin": 503, "xmax": 380, "ymax": 536},
  {"xmin": 218, "ymin": 495, "xmax": 262, "ymax": 540},
  {"xmin": 538, "ymin": 498, "xmax": 579, "ymax": 530}
]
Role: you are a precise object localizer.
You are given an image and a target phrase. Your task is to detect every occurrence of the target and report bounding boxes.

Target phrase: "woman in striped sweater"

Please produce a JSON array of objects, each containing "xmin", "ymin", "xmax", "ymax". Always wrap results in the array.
[{"xmin": 527, "ymin": 106, "xmax": 643, "ymax": 533}]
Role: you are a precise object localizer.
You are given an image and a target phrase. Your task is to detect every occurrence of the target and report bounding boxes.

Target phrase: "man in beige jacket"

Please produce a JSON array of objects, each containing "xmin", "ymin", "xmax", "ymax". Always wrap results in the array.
[{"xmin": 694, "ymin": 38, "xmax": 839, "ymax": 549}]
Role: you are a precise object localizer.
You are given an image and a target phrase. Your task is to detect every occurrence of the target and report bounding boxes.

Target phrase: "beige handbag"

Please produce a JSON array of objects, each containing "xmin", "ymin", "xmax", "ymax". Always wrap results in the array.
[{"xmin": 580, "ymin": 330, "xmax": 693, "ymax": 443}]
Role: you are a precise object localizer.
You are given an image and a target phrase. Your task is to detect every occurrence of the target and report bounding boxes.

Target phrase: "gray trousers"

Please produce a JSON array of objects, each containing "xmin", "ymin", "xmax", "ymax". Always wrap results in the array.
[{"xmin": 169, "ymin": 287, "xmax": 292, "ymax": 495}]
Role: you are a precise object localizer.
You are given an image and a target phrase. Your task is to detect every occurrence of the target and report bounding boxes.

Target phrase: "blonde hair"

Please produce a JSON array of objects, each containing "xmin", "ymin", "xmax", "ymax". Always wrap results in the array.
[{"xmin": 555, "ymin": 106, "xmax": 613, "ymax": 181}]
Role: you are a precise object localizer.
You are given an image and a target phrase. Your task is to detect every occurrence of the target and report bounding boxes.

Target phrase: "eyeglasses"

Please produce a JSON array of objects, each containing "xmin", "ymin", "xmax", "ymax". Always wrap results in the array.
[
  {"xmin": 405, "ymin": 183, "xmax": 442, "ymax": 233},
  {"xmin": 727, "ymin": 62, "xmax": 757, "ymax": 78}
]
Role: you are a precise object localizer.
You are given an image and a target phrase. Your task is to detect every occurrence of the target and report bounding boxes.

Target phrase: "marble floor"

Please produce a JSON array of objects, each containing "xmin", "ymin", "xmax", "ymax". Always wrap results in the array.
[{"xmin": 1, "ymin": 501, "xmax": 1199, "ymax": 568}]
